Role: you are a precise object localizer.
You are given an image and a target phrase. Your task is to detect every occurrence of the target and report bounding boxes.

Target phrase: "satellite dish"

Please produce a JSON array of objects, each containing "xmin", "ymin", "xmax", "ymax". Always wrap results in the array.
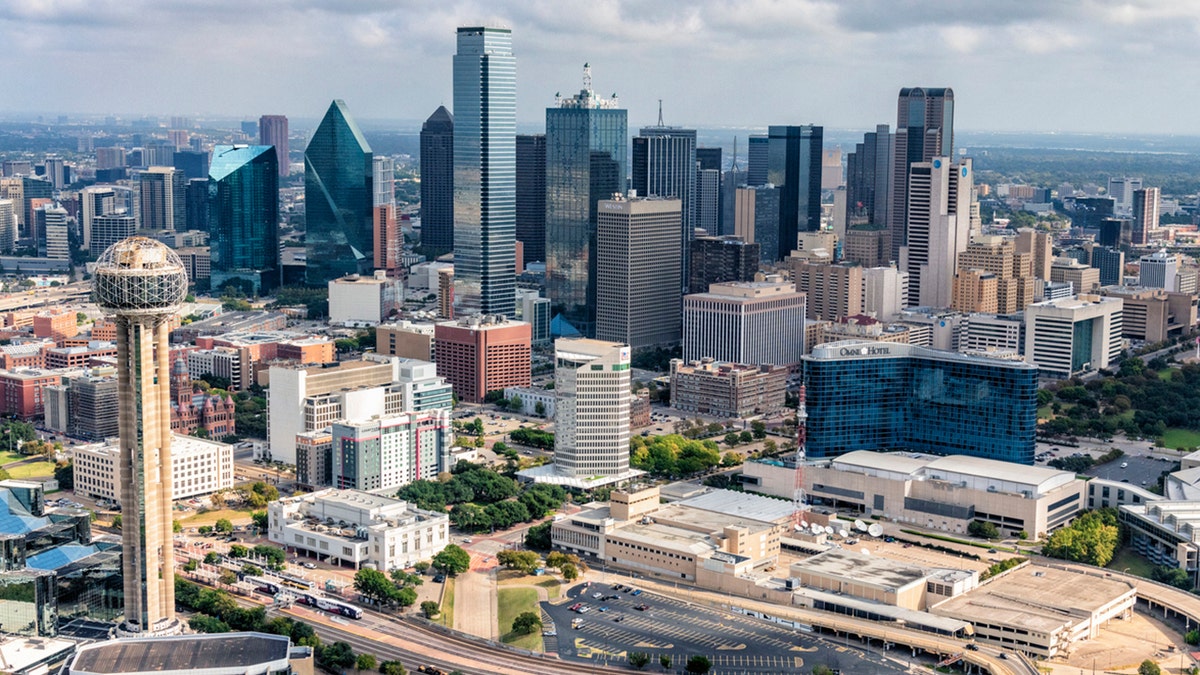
[
  {"xmin": 868, "ymin": 524, "xmax": 884, "ymax": 538},
  {"xmin": 825, "ymin": 526, "xmax": 835, "ymax": 535},
  {"xmin": 800, "ymin": 520, "xmax": 808, "ymax": 528},
  {"xmin": 854, "ymin": 519, "xmax": 867, "ymax": 532},
  {"xmin": 861, "ymin": 548, "xmax": 870, "ymax": 555},
  {"xmin": 811, "ymin": 523, "xmax": 824, "ymax": 535},
  {"xmin": 839, "ymin": 529, "xmax": 849, "ymax": 538}
]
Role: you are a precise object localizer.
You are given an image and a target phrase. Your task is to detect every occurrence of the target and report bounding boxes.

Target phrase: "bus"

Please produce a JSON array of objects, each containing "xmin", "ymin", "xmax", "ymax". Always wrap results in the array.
[{"xmin": 295, "ymin": 593, "xmax": 363, "ymax": 620}]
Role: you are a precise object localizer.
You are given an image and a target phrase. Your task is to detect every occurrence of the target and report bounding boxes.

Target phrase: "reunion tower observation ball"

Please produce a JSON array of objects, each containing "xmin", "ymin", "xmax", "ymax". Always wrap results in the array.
[{"xmin": 91, "ymin": 236, "xmax": 189, "ymax": 316}]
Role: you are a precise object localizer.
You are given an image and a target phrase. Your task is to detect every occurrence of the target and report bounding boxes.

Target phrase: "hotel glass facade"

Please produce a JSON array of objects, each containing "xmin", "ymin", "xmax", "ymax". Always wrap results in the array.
[{"xmin": 803, "ymin": 341, "xmax": 1037, "ymax": 464}]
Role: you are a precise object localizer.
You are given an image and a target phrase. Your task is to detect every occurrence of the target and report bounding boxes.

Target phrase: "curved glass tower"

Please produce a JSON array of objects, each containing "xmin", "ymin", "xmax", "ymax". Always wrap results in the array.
[{"xmin": 305, "ymin": 100, "xmax": 373, "ymax": 286}]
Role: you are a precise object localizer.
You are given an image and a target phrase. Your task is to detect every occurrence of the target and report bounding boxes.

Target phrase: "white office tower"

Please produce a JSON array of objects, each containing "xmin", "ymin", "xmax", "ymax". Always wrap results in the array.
[
  {"xmin": 1107, "ymin": 176, "xmax": 1142, "ymax": 215},
  {"xmin": 554, "ymin": 338, "xmax": 631, "ymax": 478},
  {"xmin": 1024, "ymin": 295, "xmax": 1124, "ymax": 379},
  {"xmin": 899, "ymin": 157, "xmax": 972, "ymax": 308},
  {"xmin": 862, "ymin": 266, "xmax": 908, "ymax": 321},
  {"xmin": 81, "ymin": 186, "xmax": 117, "ymax": 251},
  {"xmin": 1139, "ymin": 250, "xmax": 1178, "ymax": 291},
  {"xmin": 0, "ymin": 199, "xmax": 14, "ymax": 253}
]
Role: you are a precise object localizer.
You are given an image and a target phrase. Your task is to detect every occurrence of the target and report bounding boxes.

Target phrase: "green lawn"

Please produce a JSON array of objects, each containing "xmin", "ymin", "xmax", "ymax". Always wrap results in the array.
[
  {"xmin": 1037, "ymin": 405, "xmax": 1053, "ymax": 420},
  {"xmin": 6, "ymin": 461, "xmax": 55, "ymax": 480},
  {"xmin": 1158, "ymin": 368, "xmax": 1176, "ymax": 382},
  {"xmin": 1107, "ymin": 547, "xmax": 1157, "ymax": 579},
  {"xmin": 0, "ymin": 451, "xmax": 26, "ymax": 466},
  {"xmin": 1160, "ymin": 428, "xmax": 1200, "ymax": 450},
  {"xmin": 440, "ymin": 577, "xmax": 455, "ymax": 628},
  {"xmin": 497, "ymin": 587, "xmax": 543, "ymax": 652}
]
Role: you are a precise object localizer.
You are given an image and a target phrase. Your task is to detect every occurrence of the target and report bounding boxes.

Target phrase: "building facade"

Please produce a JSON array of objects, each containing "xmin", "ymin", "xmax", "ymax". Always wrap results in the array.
[
  {"xmin": 902, "ymin": 157, "xmax": 972, "ymax": 308},
  {"xmin": 453, "ymin": 26, "xmax": 517, "ymax": 318},
  {"xmin": 305, "ymin": 100, "xmax": 374, "ymax": 286},
  {"xmin": 803, "ymin": 341, "xmax": 1037, "ymax": 464},
  {"xmin": 766, "ymin": 125, "xmax": 823, "ymax": 259},
  {"xmin": 595, "ymin": 196, "xmax": 682, "ymax": 350},
  {"xmin": 419, "ymin": 106, "xmax": 454, "ymax": 258},
  {"xmin": 73, "ymin": 434, "xmax": 234, "ymax": 505},
  {"xmin": 682, "ymin": 280, "xmax": 806, "ymax": 370},
  {"xmin": 889, "ymin": 87, "xmax": 954, "ymax": 261},
  {"xmin": 515, "ymin": 133, "xmax": 546, "ymax": 265},
  {"xmin": 433, "ymin": 317, "xmax": 531, "ymax": 403},
  {"xmin": 632, "ymin": 125, "xmax": 697, "ymax": 287},
  {"xmin": 670, "ymin": 359, "xmax": 788, "ymax": 418},
  {"xmin": 208, "ymin": 145, "xmax": 279, "ymax": 293},
  {"xmin": 1023, "ymin": 295, "xmax": 1124, "ymax": 378},
  {"xmin": 258, "ymin": 114, "xmax": 289, "ymax": 178},
  {"xmin": 689, "ymin": 235, "xmax": 759, "ymax": 294},
  {"xmin": 330, "ymin": 411, "xmax": 453, "ymax": 493},
  {"xmin": 551, "ymin": 339, "xmax": 631, "ymax": 478}
]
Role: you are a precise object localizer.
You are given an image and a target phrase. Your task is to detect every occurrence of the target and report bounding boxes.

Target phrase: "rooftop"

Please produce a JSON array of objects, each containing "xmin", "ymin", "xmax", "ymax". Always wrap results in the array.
[
  {"xmin": 69, "ymin": 632, "xmax": 291, "ymax": 675},
  {"xmin": 793, "ymin": 549, "xmax": 928, "ymax": 591},
  {"xmin": 931, "ymin": 565, "xmax": 1134, "ymax": 633},
  {"xmin": 679, "ymin": 488, "xmax": 796, "ymax": 524}
]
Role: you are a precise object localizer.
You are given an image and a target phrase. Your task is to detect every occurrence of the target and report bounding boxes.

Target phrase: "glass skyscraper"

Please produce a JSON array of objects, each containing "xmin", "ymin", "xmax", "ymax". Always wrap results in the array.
[
  {"xmin": 453, "ymin": 27, "xmax": 516, "ymax": 318},
  {"xmin": 420, "ymin": 105, "xmax": 454, "ymax": 258},
  {"xmin": 889, "ymin": 87, "xmax": 954, "ymax": 261},
  {"xmin": 545, "ymin": 66, "xmax": 626, "ymax": 337},
  {"xmin": 305, "ymin": 100, "xmax": 374, "ymax": 287},
  {"xmin": 766, "ymin": 125, "xmax": 823, "ymax": 261},
  {"xmin": 208, "ymin": 144, "xmax": 279, "ymax": 293},
  {"xmin": 632, "ymin": 125, "xmax": 696, "ymax": 291},
  {"xmin": 803, "ymin": 341, "xmax": 1037, "ymax": 465}
]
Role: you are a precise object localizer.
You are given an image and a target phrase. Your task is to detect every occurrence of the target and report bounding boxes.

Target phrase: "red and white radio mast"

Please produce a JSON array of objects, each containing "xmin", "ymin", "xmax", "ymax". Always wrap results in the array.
[{"xmin": 793, "ymin": 384, "xmax": 809, "ymax": 531}]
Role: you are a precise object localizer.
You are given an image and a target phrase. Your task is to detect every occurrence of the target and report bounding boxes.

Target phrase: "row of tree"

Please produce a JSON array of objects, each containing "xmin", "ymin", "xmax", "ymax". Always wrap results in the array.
[
  {"xmin": 1042, "ymin": 509, "xmax": 1120, "ymax": 567},
  {"xmin": 630, "ymin": 434, "xmax": 723, "ymax": 478}
]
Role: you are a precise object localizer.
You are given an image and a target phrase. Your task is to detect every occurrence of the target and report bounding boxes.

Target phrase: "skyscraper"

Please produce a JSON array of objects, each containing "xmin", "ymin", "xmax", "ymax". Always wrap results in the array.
[
  {"xmin": 80, "ymin": 186, "xmax": 116, "ymax": 251},
  {"xmin": 453, "ymin": 26, "xmax": 516, "ymax": 318},
  {"xmin": 305, "ymin": 100, "xmax": 374, "ymax": 286},
  {"xmin": 1131, "ymin": 187, "xmax": 1160, "ymax": 246},
  {"xmin": 35, "ymin": 203, "xmax": 69, "ymax": 259},
  {"xmin": 746, "ymin": 135, "xmax": 769, "ymax": 186},
  {"xmin": 596, "ymin": 196, "xmax": 682, "ymax": 350},
  {"xmin": 91, "ymin": 237, "xmax": 189, "ymax": 637},
  {"xmin": 208, "ymin": 144, "xmax": 279, "ymax": 293},
  {"xmin": 172, "ymin": 150, "xmax": 209, "ymax": 180},
  {"xmin": 845, "ymin": 124, "xmax": 892, "ymax": 229},
  {"xmin": 766, "ymin": 124, "xmax": 823, "ymax": 260},
  {"xmin": 902, "ymin": 157, "xmax": 972, "ymax": 308},
  {"xmin": 545, "ymin": 64, "xmax": 626, "ymax": 337},
  {"xmin": 631, "ymin": 123, "xmax": 696, "ymax": 289},
  {"xmin": 689, "ymin": 234, "xmax": 759, "ymax": 293},
  {"xmin": 515, "ymin": 133, "xmax": 546, "ymax": 266},
  {"xmin": 696, "ymin": 147, "xmax": 722, "ymax": 237},
  {"xmin": 259, "ymin": 115, "xmax": 290, "ymax": 178},
  {"xmin": 551, "ymin": 338, "xmax": 631, "ymax": 478},
  {"xmin": 889, "ymin": 87, "xmax": 954, "ymax": 261},
  {"xmin": 419, "ymin": 106, "xmax": 454, "ymax": 258},
  {"xmin": 0, "ymin": 199, "xmax": 14, "ymax": 253},
  {"xmin": 1107, "ymin": 176, "xmax": 1142, "ymax": 215},
  {"xmin": 373, "ymin": 156, "xmax": 400, "ymax": 274},
  {"xmin": 138, "ymin": 167, "xmax": 185, "ymax": 231},
  {"xmin": 185, "ymin": 177, "xmax": 208, "ymax": 231}
]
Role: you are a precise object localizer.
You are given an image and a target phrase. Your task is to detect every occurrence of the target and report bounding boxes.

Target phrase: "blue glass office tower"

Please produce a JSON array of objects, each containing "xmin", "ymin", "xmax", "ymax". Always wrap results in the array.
[
  {"xmin": 889, "ymin": 87, "xmax": 954, "ymax": 261},
  {"xmin": 766, "ymin": 125, "xmax": 822, "ymax": 261},
  {"xmin": 803, "ymin": 341, "xmax": 1037, "ymax": 465},
  {"xmin": 454, "ymin": 26, "xmax": 516, "ymax": 318},
  {"xmin": 208, "ymin": 145, "xmax": 279, "ymax": 293},
  {"xmin": 304, "ymin": 100, "xmax": 373, "ymax": 287},
  {"xmin": 632, "ymin": 125, "xmax": 697, "ymax": 291},
  {"xmin": 545, "ymin": 66, "xmax": 626, "ymax": 337}
]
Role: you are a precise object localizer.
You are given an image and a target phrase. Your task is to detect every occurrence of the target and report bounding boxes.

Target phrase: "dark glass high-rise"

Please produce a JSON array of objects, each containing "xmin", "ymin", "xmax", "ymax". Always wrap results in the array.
[
  {"xmin": 208, "ymin": 145, "xmax": 280, "ymax": 293},
  {"xmin": 304, "ymin": 100, "xmax": 374, "ymax": 287},
  {"xmin": 889, "ymin": 87, "xmax": 954, "ymax": 261},
  {"xmin": 516, "ymin": 134, "xmax": 546, "ymax": 266},
  {"xmin": 420, "ymin": 105, "xmax": 454, "ymax": 258},
  {"xmin": 766, "ymin": 125, "xmax": 822, "ymax": 260}
]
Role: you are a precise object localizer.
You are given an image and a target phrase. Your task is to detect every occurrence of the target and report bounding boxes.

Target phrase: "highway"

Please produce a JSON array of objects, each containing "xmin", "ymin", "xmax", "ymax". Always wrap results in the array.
[{"xmin": 0, "ymin": 283, "xmax": 91, "ymax": 312}]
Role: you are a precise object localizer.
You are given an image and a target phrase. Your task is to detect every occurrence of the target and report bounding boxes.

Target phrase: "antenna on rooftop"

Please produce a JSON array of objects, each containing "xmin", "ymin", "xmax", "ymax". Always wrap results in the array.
[
  {"xmin": 731, "ymin": 136, "xmax": 739, "ymax": 172},
  {"xmin": 583, "ymin": 62, "xmax": 592, "ymax": 91},
  {"xmin": 657, "ymin": 99, "xmax": 664, "ymax": 127},
  {"xmin": 793, "ymin": 384, "xmax": 809, "ymax": 531}
]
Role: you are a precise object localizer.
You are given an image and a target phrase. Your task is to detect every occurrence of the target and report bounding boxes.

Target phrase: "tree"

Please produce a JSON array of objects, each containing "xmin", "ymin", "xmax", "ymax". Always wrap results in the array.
[
  {"xmin": 228, "ymin": 544, "xmax": 249, "ymax": 558},
  {"xmin": 1139, "ymin": 660, "xmax": 1162, "ymax": 675},
  {"xmin": 54, "ymin": 461, "xmax": 74, "ymax": 489},
  {"xmin": 354, "ymin": 568, "xmax": 397, "ymax": 606},
  {"xmin": 214, "ymin": 518, "xmax": 234, "ymax": 534},
  {"xmin": 511, "ymin": 611, "xmax": 542, "ymax": 635},
  {"xmin": 738, "ymin": 430, "xmax": 753, "ymax": 444},
  {"xmin": 751, "ymin": 420, "xmax": 767, "ymax": 439},
  {"xmin": 379, "ymin": 661, "xmax": 407, "ymax": 675},
  {"xmin": 811, "ymin": 666, "xmax": 835, "ymax": 675},
  {"xmin": 497, "ymin": 550, "xmax": 542, "ymax": 575},
  {"xmin": 189, "ymin": 614, "xmax": 231, "ymax": 633},
  {"xmin": 629, "ymin": 652, "xmax": 651, "ymax": 669},
  {"xmin": 112, "ymin": 514, "xmax": 122, "ymax": 529},
  {"xmin": 560, "ymin": 562, "xmax": 579, "ymax": 581},
  {"xmin": 199, "ymin": 525, "xmax": 212, "ymax": 535},
  {"xmin": 1151, "ymin": 565, "xmax": 1192, "ymax": 590},
  {"xmin": 721, "ymin": 451, "xmax": 743, "ymax": 467},
  {"xmin": 184, "ymin": 559, "xmax": 198, "ymax": 572},
  {"xmin": 420, "ymin": 601, "xmax": 440, "ymax": 619},
  {"xmin": 685, "ymin": 655, "xmax": 712, "ymax": 674},
  {"xmin": 242, "ymin": 564, "xmax": 263, "ymax": 576},
  {"xmin": 356, "ymin": 654, "xmax": 378, "ymax": 671},
  {"xmin": 534, "ymin": 401, "xmax": 546, "ymax": 417},
  {"xmin": 525, "ymin": 522, "xmax": 553, "ymax": 551},
  {"xmin": 318, "ymin": 642, "xmax": 356, "ymax": 671},
  {"xmin": 968, "ymin": 520, "xmax": 1001, "ymax": 540},
  {"xmin": 396, "ymin": 586, "xmax": 418, "ymax": 609},
  {"xmin": 723, "ymin": 432, "xmax": 740, "ymax": 447},
  {"xmin": 660, "ymin": 655, "xmax": 672, "ymax": 670},
  {"xmin": 204, "ymin": 552, "xmax": 221, "ymax": 565},
  {"xmin": 431, "ymin": 544, "xmax": 471, "ymax": 576}
]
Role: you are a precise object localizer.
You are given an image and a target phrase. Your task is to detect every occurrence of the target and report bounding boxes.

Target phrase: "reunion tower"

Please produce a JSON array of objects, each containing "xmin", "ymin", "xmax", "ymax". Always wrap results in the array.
[{"xmin": 92, "ymin": 237, "xmax": 189, "ymax": 636}]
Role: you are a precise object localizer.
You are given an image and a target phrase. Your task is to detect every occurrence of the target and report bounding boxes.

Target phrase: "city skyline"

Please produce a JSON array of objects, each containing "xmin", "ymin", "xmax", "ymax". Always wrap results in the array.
[{"xmin": 3, "ymin": 1, "xmax": 1198, "ymax": 135}]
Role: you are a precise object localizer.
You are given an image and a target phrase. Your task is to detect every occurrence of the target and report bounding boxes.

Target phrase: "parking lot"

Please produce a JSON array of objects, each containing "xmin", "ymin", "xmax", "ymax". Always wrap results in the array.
[
  {"xmin": 1084, "ymin": 453, "xmax": 1175, "ymax": 488},
  {"xmin": 543, "ymin": 583, "xmax": 905, "ymax": 674}
]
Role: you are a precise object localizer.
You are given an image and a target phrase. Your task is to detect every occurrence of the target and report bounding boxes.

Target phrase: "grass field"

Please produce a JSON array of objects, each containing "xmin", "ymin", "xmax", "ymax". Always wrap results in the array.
[
  {"xmin": 497, "ymin": 587, "xmax": 543, "ymax": 652},
  {"xmin": 6, "ymin": 461, "xmax": 55, "ymax": 479},
  {"xmin": 1160, "ymin": 428, "xmax": 1200, "ymax": 450},
  {"xmin": 440, "ymin": 577, "xmax": 455, "ymax": 628},
  {"xmin": 1158, "ymin": 368, "xmax": 1176, "ymax": 382},
  {"xmin": 1037, "ymin": 405, "xmax": 1053, "ymax": 420},
  {"xmin": 1107, "ymin": 547, "xmax": 1156, "ymax": 579},
  {"xmin": 497, "ymin": 571, "xmax": 561, "ymax": 598},
  {"xmin": 0, "ymin": 451, "xmax": 26, "ymax": 465},
  {"xmin": 181, "ymin": 508, "xmax": 255, "ymax": 527}
]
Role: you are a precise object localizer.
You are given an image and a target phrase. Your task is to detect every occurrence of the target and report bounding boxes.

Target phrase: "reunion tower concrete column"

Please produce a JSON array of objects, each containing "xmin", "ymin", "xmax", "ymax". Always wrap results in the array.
[{"xmin": 92, "ymin": 237, "xmax": 189, "ymax": 637}]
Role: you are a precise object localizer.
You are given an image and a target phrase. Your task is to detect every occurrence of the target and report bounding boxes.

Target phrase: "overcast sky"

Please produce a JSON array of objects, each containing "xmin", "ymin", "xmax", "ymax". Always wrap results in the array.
[{"xmin": 4, "ymin": 0, "xmax": 1199, "ymax": 134}]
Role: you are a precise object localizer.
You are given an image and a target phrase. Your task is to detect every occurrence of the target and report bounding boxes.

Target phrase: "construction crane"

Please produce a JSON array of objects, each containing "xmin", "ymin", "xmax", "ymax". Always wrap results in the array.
[{"xmin": 793, "ymin": 384, "xmax": 809, "ymax": 531}]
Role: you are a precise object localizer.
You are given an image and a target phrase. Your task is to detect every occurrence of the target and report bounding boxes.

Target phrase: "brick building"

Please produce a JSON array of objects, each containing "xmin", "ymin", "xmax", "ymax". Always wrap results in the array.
[
  {"xmin": 0, "ymin": 368, "xmax": 61, "ymax": 420},
  {"xmin": 434, "ymin": 317, "xmax": 531, "ymax": 403}
]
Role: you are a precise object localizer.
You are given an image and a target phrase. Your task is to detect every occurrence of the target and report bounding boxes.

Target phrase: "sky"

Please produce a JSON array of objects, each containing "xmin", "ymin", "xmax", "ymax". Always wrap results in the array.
[{"xmin": 3, "ymin": 0, "xmax": 1200, "ymax": 134}]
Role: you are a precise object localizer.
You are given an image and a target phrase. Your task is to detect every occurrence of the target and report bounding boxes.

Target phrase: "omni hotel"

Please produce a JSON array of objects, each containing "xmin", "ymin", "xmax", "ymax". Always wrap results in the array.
[{"xmin": 802, "ymin": 341, "xmax": 1038, "ymax": 465}]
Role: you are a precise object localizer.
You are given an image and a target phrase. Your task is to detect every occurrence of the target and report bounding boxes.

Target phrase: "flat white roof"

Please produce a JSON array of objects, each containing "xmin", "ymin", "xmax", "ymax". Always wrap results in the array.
[
  {"xmin": 680, "ymin": 489, "xmax": 796, "ymax": 523},
  {"xmin": 830, "ymin": 450, "xmax": 1076, "ymax": 495}
]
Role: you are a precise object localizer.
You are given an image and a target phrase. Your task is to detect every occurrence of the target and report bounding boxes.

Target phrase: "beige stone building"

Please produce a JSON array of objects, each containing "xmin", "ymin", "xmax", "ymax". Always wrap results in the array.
[
  {"xmin": 669, "ymin": 359, "xmax": 788, "ymax": 418},
  {"xmin": 1050, "ymin": 257, "xmax": 1101, "ymax": 293},
  {"xmin": 1097, "ymin": 286, "xmax": 1197, "ymax": 342},
  {"xmin": 951, "ymin": 236, "xmax": 1037, "ymax": 314},
  {"xmin": 786, "ymin": 257, "xmax": 863, "ymax": 321}
]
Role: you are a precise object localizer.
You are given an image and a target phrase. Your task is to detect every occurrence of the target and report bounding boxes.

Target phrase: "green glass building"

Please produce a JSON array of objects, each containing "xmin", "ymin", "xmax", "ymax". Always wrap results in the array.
[
  {"xmin": 208, "ymin": 144, "xmax": 279, "ymax": 293},
  {"xmin": 305, "ymin": 100, "xmax": 374, "ymax": 287}
]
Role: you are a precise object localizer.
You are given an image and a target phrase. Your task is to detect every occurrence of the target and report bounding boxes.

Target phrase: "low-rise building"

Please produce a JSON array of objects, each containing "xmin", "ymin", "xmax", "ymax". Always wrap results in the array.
[
  {"xmin": 329, "ymin": 411, "xmax": 453, "ymax": 492},
  {"xmin": 0, "ymin": 367, "xmax": 62, "ymax": 420},
  {"xmin": 1098, "ymin": 286, "xmax": 1197, "ymax": 342},
  {"xmin": 503, "ymin": 386, "xmax": 555, "ymax": 418},
  {"xmin": 742, "ymin": 450, "xmax": 1084, "ymax": 539},
  {"xmin": 44, "ymin": 342, "xmax": 116, "ymax": 370},
  {"xmin": 67, "ymin": 632, "xmax": 312, "ymax": 675},
  {"xmin": 72, "ymin": 434, "xmax": 235, "ymax": 504},
  {"xmin": 1120, "ymin": 501, "xmax": 1200, "ymax": 584},
  {"xmin": 268, "ymin": 489, "xmax": 449, "ymax": 570},
  {"xmin": 328, "ymin": 271, "xmax": 404, "ymax": 325},
  {"xmin": 669, "ymin": 359, "xmax": 788, "ymax": 418},
  {"xmin": 377, "ymin": 320, "xmax": 436, "ymax": 361}
]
